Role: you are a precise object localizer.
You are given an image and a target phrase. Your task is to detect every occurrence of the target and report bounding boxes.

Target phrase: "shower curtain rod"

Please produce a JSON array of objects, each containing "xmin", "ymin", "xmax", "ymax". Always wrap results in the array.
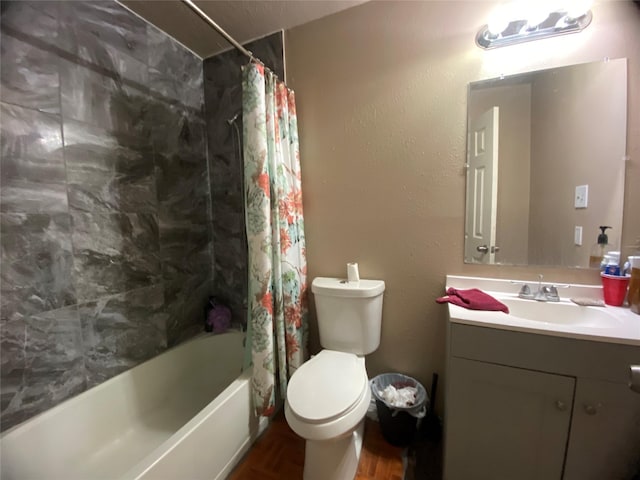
[{"xmin": 181, "ymin": 0, "xmax": 263, "ymax": 66}]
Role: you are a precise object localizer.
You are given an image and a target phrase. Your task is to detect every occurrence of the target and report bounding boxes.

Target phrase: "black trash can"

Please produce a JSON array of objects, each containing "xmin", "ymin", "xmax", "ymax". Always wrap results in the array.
[{"xmin": 371, "ymin": 373, "xmax": 428, "ymax": 446}]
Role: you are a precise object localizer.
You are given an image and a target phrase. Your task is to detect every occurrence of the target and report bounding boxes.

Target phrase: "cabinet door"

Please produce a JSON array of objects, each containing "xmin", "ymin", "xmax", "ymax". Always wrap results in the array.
[
  {"xmin": 445, "ymin": 358, "xmax": 574, "ymax": 480},
  {"xmin": 564, "ymin": 378, "xmax": 640, "ymax": 480}
]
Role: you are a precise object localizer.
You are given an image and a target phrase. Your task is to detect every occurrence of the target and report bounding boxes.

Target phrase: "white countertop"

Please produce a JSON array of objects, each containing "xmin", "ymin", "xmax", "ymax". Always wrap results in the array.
[{"xmin": 445, "ymin": 275, "xmax": 640, "ymax": 347}]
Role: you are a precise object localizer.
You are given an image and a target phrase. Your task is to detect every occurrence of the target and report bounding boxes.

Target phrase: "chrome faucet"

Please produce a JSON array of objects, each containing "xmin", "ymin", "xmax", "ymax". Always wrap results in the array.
[
  {"xmin": 516, "ymin": 275, "xmax": 561, "ymax": 302},
  {"xmin": 535, "ymin": 285, "xmax": 560, "ymax": 302}
]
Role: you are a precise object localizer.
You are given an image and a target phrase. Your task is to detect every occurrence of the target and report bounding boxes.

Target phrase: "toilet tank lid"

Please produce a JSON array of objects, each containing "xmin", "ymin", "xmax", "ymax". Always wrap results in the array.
[{"xmin": 312, "ymin": 277, "xmax": 385, "ymax": 298}]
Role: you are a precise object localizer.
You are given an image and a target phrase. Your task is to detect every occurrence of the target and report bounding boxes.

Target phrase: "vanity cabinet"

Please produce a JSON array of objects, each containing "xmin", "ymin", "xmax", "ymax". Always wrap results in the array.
[
  {"xmin": 444, "ymin": 324, "xmax": 640, "ymax": 480},
  {"xmin": 564, "ymin": 378, "xmax": 640, "ymax": 480}
]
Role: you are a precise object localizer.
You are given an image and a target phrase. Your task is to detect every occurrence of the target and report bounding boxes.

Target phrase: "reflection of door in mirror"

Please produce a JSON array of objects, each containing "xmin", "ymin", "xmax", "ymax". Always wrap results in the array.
[
  {"xmin": 468, "ymin": 83, "xmax": 532, "ymax": 266},
  {"xmin": 465, "ymin": 107, "xmax": 499, "ymax": 264}
]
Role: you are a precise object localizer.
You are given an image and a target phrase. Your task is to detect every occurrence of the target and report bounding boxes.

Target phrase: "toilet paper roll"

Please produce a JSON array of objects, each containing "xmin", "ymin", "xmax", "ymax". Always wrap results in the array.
[{"xmin": 347, "ymin": 262, "xmax": 360, "ymax": 283}]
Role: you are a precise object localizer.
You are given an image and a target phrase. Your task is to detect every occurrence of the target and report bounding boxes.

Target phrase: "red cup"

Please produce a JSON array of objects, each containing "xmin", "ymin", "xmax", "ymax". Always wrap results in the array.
[{"xmin": 601, "ymin": 273, "xmax": 630, "ymax": 306}]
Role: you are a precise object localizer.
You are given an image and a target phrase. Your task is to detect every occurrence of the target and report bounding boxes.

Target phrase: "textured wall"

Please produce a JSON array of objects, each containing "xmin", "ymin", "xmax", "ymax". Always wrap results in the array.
[
  {"xmin": 203, "ymin": 32, "xmax": 285, "ymax": 328},
  {"xmin": 0, "ymin": 0, "xmax": 210, "ymax": 431},
  {"xmin": 286, "ymin": 0, "xmax": 640, "ymax": 412}
]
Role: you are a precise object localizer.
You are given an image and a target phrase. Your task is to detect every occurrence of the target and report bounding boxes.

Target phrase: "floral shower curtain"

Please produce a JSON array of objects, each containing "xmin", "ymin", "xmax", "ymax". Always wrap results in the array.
[{"xmin": 242, "ymin": 62, "xmax": 308, "ymax": 417}]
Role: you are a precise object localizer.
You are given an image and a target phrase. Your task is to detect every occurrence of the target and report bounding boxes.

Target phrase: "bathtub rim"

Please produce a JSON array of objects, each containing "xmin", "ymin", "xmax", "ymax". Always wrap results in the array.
[{"xmin": 0, "ymin": 331, "xmax": 244, "ymax": 439}]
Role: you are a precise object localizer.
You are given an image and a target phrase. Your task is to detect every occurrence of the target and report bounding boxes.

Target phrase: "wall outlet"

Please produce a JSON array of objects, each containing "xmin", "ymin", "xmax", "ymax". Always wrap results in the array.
[
  {"xmin": 574, "ymin": 226, "xmax": 583, "ymax": 246},
  {"xmin": 575, "ymin": 185, "xmax": 588, "ymax": 208}
]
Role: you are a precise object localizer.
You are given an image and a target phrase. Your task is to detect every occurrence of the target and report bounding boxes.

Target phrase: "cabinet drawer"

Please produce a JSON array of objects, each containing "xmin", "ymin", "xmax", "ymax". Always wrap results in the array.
[{"xmin": 450, "ymin": 323, "xmax": 640, "ymax": 383}]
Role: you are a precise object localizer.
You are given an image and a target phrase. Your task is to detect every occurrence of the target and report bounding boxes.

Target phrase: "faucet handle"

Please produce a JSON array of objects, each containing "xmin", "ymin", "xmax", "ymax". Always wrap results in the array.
[
  {"xmin": 546, "ymin": 285, "xmax": 560, "ymax": 302},
  {"xmin": 518, "ymin": 284, "xmax": 533, "ymax": 299}
]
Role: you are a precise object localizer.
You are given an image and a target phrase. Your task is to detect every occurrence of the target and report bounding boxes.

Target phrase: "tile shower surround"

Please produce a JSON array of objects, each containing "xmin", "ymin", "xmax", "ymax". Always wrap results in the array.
[
  {"xmin": 0, "ymin": 0, "xmax": 211, "ymax": 431},
  {"xmin": 1, "ymin": 1, "xmax": 286, "ymax": 433}
]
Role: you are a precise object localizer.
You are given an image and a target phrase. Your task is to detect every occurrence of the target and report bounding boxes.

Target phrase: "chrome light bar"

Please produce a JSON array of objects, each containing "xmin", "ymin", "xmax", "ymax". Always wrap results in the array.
[{"xmin": 476, "ymin": 9, "xmax": 593, "ymax": 49}]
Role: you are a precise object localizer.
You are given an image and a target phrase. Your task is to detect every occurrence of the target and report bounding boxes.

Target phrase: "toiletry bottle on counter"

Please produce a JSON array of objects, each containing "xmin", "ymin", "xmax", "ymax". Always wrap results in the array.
[
  {"xmin": 628, "ymin": 256, "xmax": 640, "ymax": 315},
  {"xmin": 604, "ymin": 251, "xmax": 621, "ymax": 276},
  {"xmin": 589, "ymin": 226, "xmax": 611, "ymax": 268}
]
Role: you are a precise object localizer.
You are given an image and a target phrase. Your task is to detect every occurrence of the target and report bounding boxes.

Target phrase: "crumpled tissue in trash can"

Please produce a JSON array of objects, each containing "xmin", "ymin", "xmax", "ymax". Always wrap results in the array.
[{"xmin": 379, "ymin": 385, "xmax": 417, "ymax": 408}]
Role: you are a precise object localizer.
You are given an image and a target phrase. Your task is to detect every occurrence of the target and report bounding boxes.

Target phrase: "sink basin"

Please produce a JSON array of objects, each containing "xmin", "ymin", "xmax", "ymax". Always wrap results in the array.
[{"xmin": 500, "ymin": 297, "xmax": 621, "ymax": 328}]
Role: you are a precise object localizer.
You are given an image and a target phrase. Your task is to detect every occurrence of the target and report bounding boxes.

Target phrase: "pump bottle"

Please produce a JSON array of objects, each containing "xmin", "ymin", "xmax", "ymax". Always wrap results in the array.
[{"xmin": 589, "ymin": 226, "xmax": 611, "ymax": 268}]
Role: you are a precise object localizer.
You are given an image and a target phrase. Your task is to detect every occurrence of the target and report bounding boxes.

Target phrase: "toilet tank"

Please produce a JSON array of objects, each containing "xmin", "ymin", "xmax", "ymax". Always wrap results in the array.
[{"xmin": 311, "ymin": 277, "xmax": 385, "ymax": 355}]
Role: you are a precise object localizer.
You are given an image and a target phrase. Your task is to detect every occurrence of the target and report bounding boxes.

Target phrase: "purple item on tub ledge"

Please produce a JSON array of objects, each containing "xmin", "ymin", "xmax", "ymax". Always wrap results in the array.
[{"xmin": 204, "ymin": 297, "xmax": 232, "ymax": 333}]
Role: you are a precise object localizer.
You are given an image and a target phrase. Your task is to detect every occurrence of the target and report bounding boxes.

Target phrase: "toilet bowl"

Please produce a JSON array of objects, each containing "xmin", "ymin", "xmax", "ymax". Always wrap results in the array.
[{"xmin": 285, "ymin": 349, "xmax": 371, "ymax": 480}]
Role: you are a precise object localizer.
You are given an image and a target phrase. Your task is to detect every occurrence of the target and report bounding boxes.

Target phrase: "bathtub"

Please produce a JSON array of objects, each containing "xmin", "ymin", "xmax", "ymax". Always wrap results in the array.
[{"xmin": 0, "ymin": 331, "xmax": 268, "ymax": 480}]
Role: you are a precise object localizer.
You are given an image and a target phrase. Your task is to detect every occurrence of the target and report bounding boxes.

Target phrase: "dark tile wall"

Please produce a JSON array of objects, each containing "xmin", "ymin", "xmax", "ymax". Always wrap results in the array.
[
  {"xmin": 0, "ymin": 1, "xmax": 211, "ymax": 431},
  {"xmin": 203, "ymin": 32, "xmax": 285, "ymax": 327}
]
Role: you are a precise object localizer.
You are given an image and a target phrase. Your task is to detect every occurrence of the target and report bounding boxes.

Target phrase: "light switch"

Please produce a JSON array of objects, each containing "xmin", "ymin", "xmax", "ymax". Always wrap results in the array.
[
  {"xmin": 574, "ymin": 226, "xmax": 583, "ymax": 246},
  {"xmin": 575, "ymin": 185, "xmax": 588, "ymax": 208}
]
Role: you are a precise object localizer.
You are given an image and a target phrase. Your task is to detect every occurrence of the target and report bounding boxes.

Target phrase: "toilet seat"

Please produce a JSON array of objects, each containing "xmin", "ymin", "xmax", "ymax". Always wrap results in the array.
[{"xmin": 287, "ymin": 350, "xmax": 367, "ymax": 424}]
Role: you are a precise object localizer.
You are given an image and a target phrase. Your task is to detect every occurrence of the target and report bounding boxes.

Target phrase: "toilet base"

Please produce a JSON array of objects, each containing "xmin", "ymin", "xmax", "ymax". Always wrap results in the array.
[{"xmin": 303, "ymin": 419, "xmax": 365, "ymax": 480}]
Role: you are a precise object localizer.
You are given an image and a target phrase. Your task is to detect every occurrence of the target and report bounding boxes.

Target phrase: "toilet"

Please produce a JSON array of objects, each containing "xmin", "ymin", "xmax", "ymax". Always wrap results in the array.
[{"xmin": 285, "ymin": 277, "xmax": 385, "ymax": 480}]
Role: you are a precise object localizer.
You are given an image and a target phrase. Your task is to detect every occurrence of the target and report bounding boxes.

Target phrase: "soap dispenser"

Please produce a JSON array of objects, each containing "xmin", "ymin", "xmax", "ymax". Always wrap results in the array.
[{"xmin": 589, "ymin": 226, "xmax": 611, "ymax": 268}]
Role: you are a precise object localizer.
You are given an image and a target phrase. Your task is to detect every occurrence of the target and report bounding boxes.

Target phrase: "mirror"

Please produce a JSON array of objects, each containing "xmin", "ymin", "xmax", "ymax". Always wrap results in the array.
[{"xmin": 464, "ymin": 58, "xmax": 627, "ymax": 268}]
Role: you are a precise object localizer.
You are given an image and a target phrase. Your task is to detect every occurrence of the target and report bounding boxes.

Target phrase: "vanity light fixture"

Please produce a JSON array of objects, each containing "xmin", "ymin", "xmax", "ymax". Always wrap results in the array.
[{"xmin": 476, "ymin": 3, "xmax": 593, "ymax": 49}]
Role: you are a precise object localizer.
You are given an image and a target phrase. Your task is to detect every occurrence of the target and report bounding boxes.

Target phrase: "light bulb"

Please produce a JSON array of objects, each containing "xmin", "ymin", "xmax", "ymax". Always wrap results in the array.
[
  {"xmin": 487, "ymin": 5, "xmax": 511, "ymax": 36},
  {"xmin": 526, "ymin": 5, "xmax": 550, "ymax": 29},
  {"xmin": 566, "ymin": 0, "xmax": 592, "ymax": 19},
  {"xmin": 488, "ymin": 18, "xmax": 510, "ymax": 36}
]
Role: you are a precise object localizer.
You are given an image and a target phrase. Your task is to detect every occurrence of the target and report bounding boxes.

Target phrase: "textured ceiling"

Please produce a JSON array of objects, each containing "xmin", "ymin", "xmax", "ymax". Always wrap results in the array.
[{"xmin": 121, "ymin": 0, "xmax": 366, "ymax": 58}]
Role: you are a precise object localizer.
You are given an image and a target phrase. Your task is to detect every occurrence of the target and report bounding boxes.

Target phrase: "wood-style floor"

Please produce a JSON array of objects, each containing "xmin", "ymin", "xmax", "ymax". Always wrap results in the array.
[{"xmin": 229, "ymin": 412, "xmax": 404, "ymax": 480}]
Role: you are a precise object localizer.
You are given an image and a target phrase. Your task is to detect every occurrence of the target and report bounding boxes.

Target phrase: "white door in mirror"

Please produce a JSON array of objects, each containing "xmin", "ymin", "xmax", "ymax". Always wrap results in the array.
[{"xmin": 465, "ymin": 107, "xmax": 499, "ymax": 264}]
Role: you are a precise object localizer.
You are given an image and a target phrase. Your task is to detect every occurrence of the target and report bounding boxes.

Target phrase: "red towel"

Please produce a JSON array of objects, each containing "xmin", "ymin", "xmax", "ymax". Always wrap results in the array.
[{"xmin": 436, "ymin": 287, "xmax": 509, "ymax": 313}]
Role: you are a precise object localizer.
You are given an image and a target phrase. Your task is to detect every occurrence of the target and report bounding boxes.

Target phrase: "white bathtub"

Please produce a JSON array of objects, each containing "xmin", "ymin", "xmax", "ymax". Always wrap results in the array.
[{"xmin": 0, "ymin": 331, "xmax": 268, "ymax": 480}]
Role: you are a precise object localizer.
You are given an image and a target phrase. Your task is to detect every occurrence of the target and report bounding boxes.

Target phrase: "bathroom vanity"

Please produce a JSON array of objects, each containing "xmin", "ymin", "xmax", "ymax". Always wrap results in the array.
[{"xmin": 443, "ymin": 276, "xmax": 640, "ymax": 480}]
